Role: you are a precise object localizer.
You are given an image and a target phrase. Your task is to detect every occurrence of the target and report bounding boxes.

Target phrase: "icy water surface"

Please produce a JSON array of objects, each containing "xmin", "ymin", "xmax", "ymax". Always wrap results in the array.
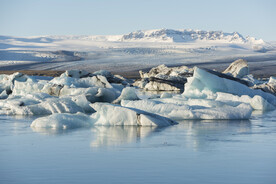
[{"xmin": 1, "ymin": 111, "xmax": 276, "ymax": 184}]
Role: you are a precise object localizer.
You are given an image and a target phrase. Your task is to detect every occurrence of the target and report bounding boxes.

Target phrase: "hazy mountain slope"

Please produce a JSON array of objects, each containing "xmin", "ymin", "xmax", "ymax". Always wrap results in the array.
[{"xmin": 0, "ymin": 28, "xmax": 275, "ymax": 74}]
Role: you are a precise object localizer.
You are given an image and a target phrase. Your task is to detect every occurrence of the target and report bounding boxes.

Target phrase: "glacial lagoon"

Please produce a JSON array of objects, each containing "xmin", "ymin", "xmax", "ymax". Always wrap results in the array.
[{"xmin": 1, "ymin": 110, "xmax": 276, "ymax": 184}]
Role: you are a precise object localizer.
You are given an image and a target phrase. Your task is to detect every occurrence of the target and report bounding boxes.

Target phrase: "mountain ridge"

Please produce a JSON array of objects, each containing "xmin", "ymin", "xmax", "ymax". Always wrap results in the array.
[{"xmin": 1, "ymin": 28, "xmax": 265, "ymax": 45}]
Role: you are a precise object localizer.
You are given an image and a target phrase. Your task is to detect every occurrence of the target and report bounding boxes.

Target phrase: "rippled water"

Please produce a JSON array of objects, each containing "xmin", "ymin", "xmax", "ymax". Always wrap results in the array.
[{"xmin": 1, "ymin": 111, "xmax": 276, "ymax": 184}]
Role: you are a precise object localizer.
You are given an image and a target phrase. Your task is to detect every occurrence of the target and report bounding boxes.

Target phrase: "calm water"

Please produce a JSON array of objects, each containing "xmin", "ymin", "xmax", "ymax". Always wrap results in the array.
[{"xmin": 1, "ymin": 111, "xmax": 276, "ymax": 184}]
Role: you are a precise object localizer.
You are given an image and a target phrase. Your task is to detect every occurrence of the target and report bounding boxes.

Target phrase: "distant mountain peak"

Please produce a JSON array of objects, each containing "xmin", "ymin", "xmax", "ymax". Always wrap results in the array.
[{"xmin": 120, "ymin": 28, "xmax": 260, "ymax": 44}]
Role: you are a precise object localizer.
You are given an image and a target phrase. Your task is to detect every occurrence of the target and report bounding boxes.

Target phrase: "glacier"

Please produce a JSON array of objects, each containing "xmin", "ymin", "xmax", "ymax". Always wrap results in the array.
[{"xmin": 1, "ymin": 28, "xmax": 275, "ymax": 75}]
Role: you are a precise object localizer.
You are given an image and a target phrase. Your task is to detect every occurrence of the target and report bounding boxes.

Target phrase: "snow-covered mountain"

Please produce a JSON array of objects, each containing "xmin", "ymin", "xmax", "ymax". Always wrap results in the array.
[
  {"xmin": 121, "ymin": 29, "xmax": 251, "ymax": 43},
  {"xmin": 44, "ymin": 28, "xmax": 264, "ymax": 44},
  {"xmin": 0, "ymin": 28, "xmax": 275, "ymax": 73}
]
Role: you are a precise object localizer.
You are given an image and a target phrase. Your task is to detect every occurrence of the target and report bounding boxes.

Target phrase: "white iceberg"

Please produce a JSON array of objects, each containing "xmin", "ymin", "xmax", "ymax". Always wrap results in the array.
[
  {"xmin": 60, "ymin": 70, "xmax": 90, "ymax": 78},
  {"xmin": 50, "ymin": 75, "xmax": 113, "ymax": 88},
  {"xmin": 121, "ymin": 98, "xmax": 252, "ymax": 120},
  {"xmin": 269, "ymin": 76, "xmax": 276, "ymax": 84},
  {"xmin": 31, "ymin": 112, "xmax": 92, "ymax": 129},
  {"xmin": 215, "ymin": 92, "xmax": 275, "ymax": 111},
  {"xmin": 113, "ymin": 87, "xmax": 140, "ymax": 104},
  {"xmin": 30, "ymin": 102, "xmax": 176, "ymax": 130},
  {"xmin": 90, "ymin": 103, "xmax": 176, "ymax": 127},
  {"xmin": 134, "ymin": 64, "xmax": 193, "ymax": 91},
  {"xmin": 0, "ymin": 97, "xmax": 84, "ymax": 115},
  {"xmin": 0, "ymin": 72, "xmax": 32, "ymax": 95},
  {"xmin": 183, "ymin": 67, "xmax": 276, "ymax": 107},
  {"xmin": 223, "ymin": 59, "xmax": 249, "ymax": 78}
]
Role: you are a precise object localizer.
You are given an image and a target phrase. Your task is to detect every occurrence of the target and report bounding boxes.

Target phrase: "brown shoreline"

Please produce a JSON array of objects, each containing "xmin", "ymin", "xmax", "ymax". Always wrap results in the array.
[{"xmin": 0, "ymin": 61, "xmax": 275, "ymax": 79}]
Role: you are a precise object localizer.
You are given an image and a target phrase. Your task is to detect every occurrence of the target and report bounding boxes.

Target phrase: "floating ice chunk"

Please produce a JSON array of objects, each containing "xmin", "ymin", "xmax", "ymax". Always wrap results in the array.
[
  {"xmin": 242, "ymin": 74, "xmax": 263, "ymax": 87},
  {"xmin": 122, "ymin": 98, "xmax": 252, "ymax": 120},
  {"xmin": 93, "ymin": 70, "xmax": 131, "ymax": 85},
  {"xmin": 29, "ymin": 98, "xmax": 84, "ymax": 115},
  {"xmin": 13, "ymin": 80, "xmax": 47, "ymax": 95},
  {"xmin": 93, "ymin": 70, "xmax": 113, "ymax": 78},
  {"xmin": 59, "ymin": 86, "xmax": 118, "ymax": 103},
  {"xmin": 59, "ymin": 86, "xmax": 98, "ymax": 97},
  {"xmin": 216, "ymin": 92, "xmax": 275, "ymax": 111},
  {"xmin": 0, "ymin": 90, "xmax": 8, "ymax": 99},
  {"xmin": 60, "ymin": 70, "xmax": 90, "ymax": 78},
  {"xmin": 90, "ymin": 103, "xmax": 176, "ymax": 126},
  {"xmin": 95, "ymin": 88, "xmax": 118, "ymax": 103},
  {"xmin": 139, "ymin": 64, "xmax": 192, "ymax": 79},
  {"xmin": 31, "ymin": 112, "xmax": 93, "ymax": 129},
  {"xmin": 122, "ymin": 99, "xmax": 190, "ymax": 120},
  {"xmin": 0, "ymin": 72, "xmax": 32, "ymax": 95},
  {"xmin": 50, "ymin": 75, "xmax": 113, "ymax": 88},
  {"xmin": 61, "ymin": 95, "xmax": 95, "ymax": 113},
  {"xmin": 89, "ymin": 75, "xmax": 113, "ymax": 88},
  {"xmin": 250, "ymin": 95, "xmax": 275, "ymax": 111},
  {"xmin": 192, "ymin": 103, "xmax": 252, "ymax": 119},
  {"xmin": 113, "ymin": 87, "xmax": 140, "ymax": 104},
  {"xmin": 251, "ymin": 80, "xmax": 276, "ymax": 96},
  {"xmin": 134, "ymin": 64, "xmax": 193, "ymax": 91},
  {"xmin": 111, "ymin": 83, "xmax": 125, "ymax": 91},
  {"xmin": 144, "ymin": 78, "xmax": 183, "ymax": 91},
  {"xmin": 184, "ymin": 67, "xmax": 276, "ymax": 106},
  {"xmin": 269, "ymin": 76, "xmax": 276, "ymax": 84},
  {"xmin": 2, "ymin": 93, "xmax": 52, "ymax": 107},
  {"xmin": 223, "ymin": 59, "xmax": 249, "ymax": 78},
  {"xmin": 160, "ymin": 92, "xmax": 173, "ymax": 98},
  {"xmin": 0, "ymin": 97, "xmax": 84, "ymax": 115}
]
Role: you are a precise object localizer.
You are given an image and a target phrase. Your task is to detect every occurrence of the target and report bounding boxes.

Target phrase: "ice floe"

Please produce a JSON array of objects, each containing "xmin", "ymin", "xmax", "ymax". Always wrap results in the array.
[
  {"xmin": 31, "ymin": 112, "xmax": 92, "ymax": 129},
  {"xmin": 90, "ymin": 103, "xmax": 177, "ymax": 127},
  {"xmin": 223, "ymin": 59, "xmax": 249, "ymax": 78},
  {"xmin": 113, "ymin": 87, "xmax": 140, "ymax": 104},
  {"xmin": 133, "ymin": 64, "xmax": 193, "ymax": 91},
  {"xmin": 1, "ymin": 59, "xmax": 275, "ymax": 130},
  {"xmin": 183, "ymin": 67, "xmax": 276, "ymax": 106},
  {"xmin": 121, "ymin": 98, "xmax": 253, "ymax": 120}
]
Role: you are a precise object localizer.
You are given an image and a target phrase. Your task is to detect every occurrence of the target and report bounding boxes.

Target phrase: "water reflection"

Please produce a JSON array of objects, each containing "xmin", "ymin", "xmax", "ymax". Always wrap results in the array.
[
  {"xmin": 90, "ymin": 126, "xmax": 159, "ymax": 147},
  {"xmin": 30, "ymin": 126, "xmax": 83, "ymax": 135},
  {"xmin": 30, "ymin": 119, "xmax": 252, "ymax": 150},
  {"xmin": 89, "ymin": 120, "xmax": 252, "ymax": 149},
  {"xmin": 175, "ymin": 119, "xmax": 252, "ymax": 151}
]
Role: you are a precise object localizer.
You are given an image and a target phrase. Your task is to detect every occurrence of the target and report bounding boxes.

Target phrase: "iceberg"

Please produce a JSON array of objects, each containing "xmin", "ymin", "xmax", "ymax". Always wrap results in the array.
[
  {"xmin": 252, "ymin": 76, "xmax": 276, "ymax": 96},
  {"xmin": 50, "ymin": 75, "xmax": 113, "ymax": 88},
  {"xmin": 60, "ymin": 69, "xmax": 131, "ymax": 86},
  {"xmin": 183, "ymin": 67, "xmax": 276, "ymax": 107},
  {"xmin": 113, "ymin": 87, "xmax": 140, "ymax": 104},
  {"xmin": 223, "ymin": 59, "xmax": 249, "ymax": 78},
  {"xmin": 121, "ymin": 98, "xmax": 253, "ymax": 120},
  {"xmin": 90, "ymin": 103, "xmax": 176, "ymax": 126},
  {"xmin": 133, "ymin": 64, "xmax": 193, "ymax": 91},
  {"xmin": 29, "ymin": 102, "xmax": 176, "ymax": 130},
  {"xmin": 0, "ymin": 72, "xmax": 32, "ymax": 95},
  {"xmin": 0, "ymin": 63, "xmax": 275, "ymax": 131},
  {"xmin": 215, "ymin": 92, "xmax": 275, "ymax": 111},
  {"xmin": 31, "ymin": 112, "xmax": 92, "ymax": 129},
  {"xmin": 0, "ymin": 96, "xmax": 84, "ymax": 115},
  {"xmin": 60, "ymin": 70, "xmax": 91, "ymax": 78}
]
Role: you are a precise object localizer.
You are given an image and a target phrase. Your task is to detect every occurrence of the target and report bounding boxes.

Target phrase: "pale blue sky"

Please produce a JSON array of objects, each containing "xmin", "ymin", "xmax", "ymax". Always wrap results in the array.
[{"xmin": 1, "ymin": 0, "xmax": 275, "ymax": 40}]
